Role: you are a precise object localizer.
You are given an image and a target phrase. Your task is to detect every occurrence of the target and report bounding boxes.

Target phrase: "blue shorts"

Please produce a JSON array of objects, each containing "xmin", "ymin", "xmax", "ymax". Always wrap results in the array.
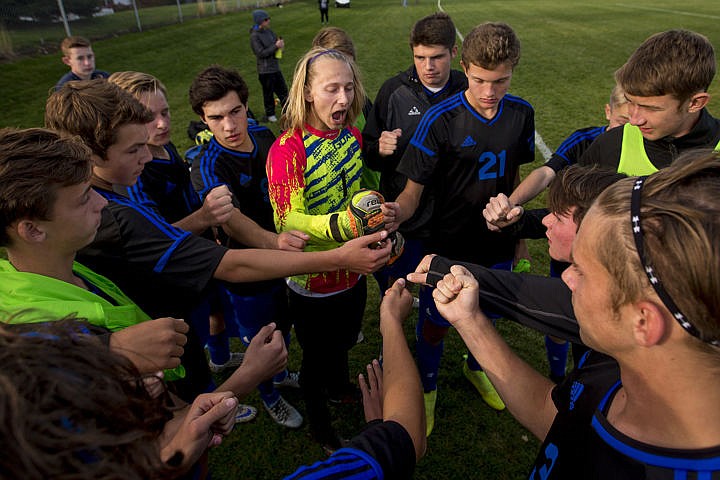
[
  {"xmin": 221, "ymin": 282, "xmax": 288, "ymax": 345},
  {"xmin": 419, "ymin": 259, "xmax": 513, "ymax": 328}
]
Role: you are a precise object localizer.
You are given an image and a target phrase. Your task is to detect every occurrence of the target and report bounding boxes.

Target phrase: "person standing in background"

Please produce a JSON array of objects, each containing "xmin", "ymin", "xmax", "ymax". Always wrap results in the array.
[
  {"xmin": 319, "ymin": 0, "xmax": 329, "ymax": 24},
  {"xmin": 249, "ymin": 9, "xmax": 289, "ymax": 123}
]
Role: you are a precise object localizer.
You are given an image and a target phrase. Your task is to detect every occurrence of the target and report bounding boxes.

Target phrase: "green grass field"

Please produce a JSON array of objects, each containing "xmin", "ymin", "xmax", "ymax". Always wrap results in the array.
[{"xmin": 2, "ymin": 0, "xmax": 720, "ymax": 478}]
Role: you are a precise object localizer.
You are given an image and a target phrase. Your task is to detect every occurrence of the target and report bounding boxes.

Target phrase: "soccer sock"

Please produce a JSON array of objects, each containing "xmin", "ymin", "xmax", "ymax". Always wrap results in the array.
[
  {"xmin": 259, "ymin": 380, "xmax": 280, "ymax": 407},
  {"xmin": 416, "ymin": 335, "xmax": 443, "ymax": 393},
  {"xmin": 207, "ymin": 330, "xmax": 230, "ymax": 365},
  {"xmin": 273, "ymin": 369, "xmax": 289, "ymax": 384},
  {"xmin": 545, "ymin": 335, "xmax": 569, "ymax": 378}
]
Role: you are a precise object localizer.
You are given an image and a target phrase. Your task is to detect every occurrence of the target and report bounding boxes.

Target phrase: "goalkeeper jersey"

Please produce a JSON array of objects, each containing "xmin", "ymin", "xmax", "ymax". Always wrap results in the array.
[{"xmin": 267, "ymin": 124, "xmax": 363, "ymax": 294}]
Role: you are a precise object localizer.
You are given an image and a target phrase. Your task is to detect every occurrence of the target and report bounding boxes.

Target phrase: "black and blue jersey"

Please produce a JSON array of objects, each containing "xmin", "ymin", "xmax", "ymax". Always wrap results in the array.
[
  {"xmin": 531, "ymin": 351, "xmax": 720, "ymax": 479},
  {"xmin": 545, "ymin": 126, "xmax": 605, "ymax": 172},
  {"xmin": 284, "ymin": 420, "xmax": 416, "ymax": 480},
  {"xmin": 117, "ymin": 143, "xmax": 201, "ymax": 224},
  {"xmin": 190, "ymin": 125, "xmax": 281, "ymax": 298},
  {"xmin": 398, "ymin": 91, "xmax": 535, "ymax": 266},
  {"xmin": 77, "ymin": 187, "xmax": 227, "ymax": 319},
  {"xmin": 190, "ymin": 125, "xmax": 276, "ymax": 244}
]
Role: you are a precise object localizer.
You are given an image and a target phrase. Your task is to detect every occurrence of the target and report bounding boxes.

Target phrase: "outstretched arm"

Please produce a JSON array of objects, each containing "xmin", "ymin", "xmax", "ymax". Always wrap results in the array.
[
  {"xmin": 432, "ymin": 265, "xmax": 557, "ymax": 440},
  {"xmin": 378, "ymin": 278, "xmax": 426, "ymax": 460},
  {"xmin": 407, "ymin": 254, "xmax": 580, "ymax": 343},
  {"xmin": 213, "ymin": 230, "xmax": 392, "ymax": 283}
]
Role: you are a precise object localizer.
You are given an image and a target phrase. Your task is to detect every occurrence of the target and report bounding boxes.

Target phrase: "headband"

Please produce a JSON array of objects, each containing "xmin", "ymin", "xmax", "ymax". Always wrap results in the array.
[{"xmin": 630, "ymin": 177, "xmax": 719, "ymax": 346}]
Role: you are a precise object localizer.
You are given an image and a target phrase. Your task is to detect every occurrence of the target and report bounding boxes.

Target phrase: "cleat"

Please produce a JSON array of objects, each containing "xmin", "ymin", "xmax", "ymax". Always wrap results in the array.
[
  {"xmin": 274, "ymin": 371, "xmax": 300, "ymax": 389},
  {"xmin": 424, "ymin": 389, "xmax": 437, "ymax": 437},
  {"xmin": 235, "ymin": 404, "xmax": 258, "ymax": 424},
  {"xmin": 356, "ymin": 330, "xmax": 365, "ymax": 344},
  {"xmin": 267, "ymin": 115, "xmax": 278, "ymax": 122},
  {"xmin": 463, "ymin": 361, "xmax": 505, "ymax": 411},
  {"xmin": 264, "ymin": 396, "xmax": 303, "ymax": 428},
  {"xmin": 208, "ymin": 351, "xmax": 244, "ymax": 373}
]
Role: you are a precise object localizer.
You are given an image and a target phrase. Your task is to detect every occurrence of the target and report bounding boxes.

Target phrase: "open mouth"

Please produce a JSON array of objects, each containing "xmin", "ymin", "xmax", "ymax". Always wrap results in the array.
[{"xmin": 331, "ymin": 110, "xmax": 346, "ymax": 124}]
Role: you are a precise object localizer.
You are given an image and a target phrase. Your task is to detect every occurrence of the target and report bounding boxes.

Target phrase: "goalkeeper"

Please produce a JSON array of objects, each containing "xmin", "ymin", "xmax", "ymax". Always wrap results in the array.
[{"xmin": 266, "ymin": 47, "xmax": 400, "ymax": 453}]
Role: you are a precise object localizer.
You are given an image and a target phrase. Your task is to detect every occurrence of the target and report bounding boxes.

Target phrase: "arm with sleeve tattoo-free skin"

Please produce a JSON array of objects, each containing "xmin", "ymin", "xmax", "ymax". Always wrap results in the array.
[
  {"xmin": 213, "ymin": 230, "xmax": 393, "ymax": 283},
  {"xmin": 377, "ymin": 278, "xmax": 427, "ymax": 460}
]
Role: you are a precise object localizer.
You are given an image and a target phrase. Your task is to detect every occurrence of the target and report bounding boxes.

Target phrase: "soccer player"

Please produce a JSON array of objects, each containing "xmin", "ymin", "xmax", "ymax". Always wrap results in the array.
[
  {"xmin": 411, "ymin": 150, "xmax": 720, "ymax": 478},
  {"xmin": 394, "ymin": 22, "xmax": 534, "ymax": 434},
  {"xmin": 0, "ymin": 127, "xmax": 187, "ymax": 380},
  {"xmin": 267, "ymin": 47, "xmax": 399, "ymax": 452},
  {"xmin": 362, "ymin": 12, "xmax": 467, "ymax": 290},
  {"xmin": 54, "ymin": 36, "xmax": 109, "ymax": 91},
  {"xmin": 188, "ymin": 65, "xmax": 303, "ymax": 428},
  {"xmin": 44, "ymin": 79, "xmax": 392, "ymax": 402},
  {"xmin": 249, "ymin": 9, "xmax": 288, "ymax": 123},
  {"xmin": 579, "ymin": 29, "xmax": 720, "ymax": 173}
]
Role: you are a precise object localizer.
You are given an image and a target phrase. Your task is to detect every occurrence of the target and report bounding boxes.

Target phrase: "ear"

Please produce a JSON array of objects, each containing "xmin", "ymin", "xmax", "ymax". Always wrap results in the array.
[
  {"xmin": 14, "ymin": 219, "xmax": 47, "ymax": 244},
  {"xmin": 630, "ymin": 300, "xmax": 668, "ymax": 347},
  {"xmin": 61, "ymin": 56, "xmax": 72, "ymax": 67},
  {"xmin": 460, "ymin": 60, "xmax": 467, "ymax": 74},
  {"xmin": 304, "ymin": 85, "xmax": 313, "ymax": 103},
  {"xmin": 450, "ymin": 45, "xmax": 458, "ymax": 59},
  {"xmin": 604, "ymin": 104, "xmax": 612, "ymax": 122},
  {"xmin": 687, "ymin": 92, "xmax": 710, "ymax": 113}
]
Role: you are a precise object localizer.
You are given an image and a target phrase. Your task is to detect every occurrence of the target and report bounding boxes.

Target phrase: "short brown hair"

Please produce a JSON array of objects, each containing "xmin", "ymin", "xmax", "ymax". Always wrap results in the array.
[
  {"xmin": 461, "ymin": 22, "xmax": 520, "ymax": 70},
  {"xmin": 547, "ymin": 165, "xmax": 626, "ymax": 227},
  {"xmin": 592, "ymin": 149, "xmax": 720, "ymax": 348},
  {"xmin": 60, "ymin": 35, "xmax": 91, "ymax": 56},
  {"xmin": 312, "ymin": 27, "xmax": 356, "ymax": 60},
  {"xmin": 0, "ymin": 128, "xmax": 92, "ymax": 247},
  {"xmin": 108, "ymin": 71, "xmax": 168, "ymax": 100},
  {"xmin": 188, "ymin": 65, "xmax": 249, "ymax": 117},
  {"xmin": 45, "ymin": 79, "xmax": 153, "ymax": 159},
  {"xmin": 615, "ymin": 30, "xmax": 716, "ymax": 103},
  {"xmin": 410, "ymin": 12, "xmax": 456, "ymax": 51}
]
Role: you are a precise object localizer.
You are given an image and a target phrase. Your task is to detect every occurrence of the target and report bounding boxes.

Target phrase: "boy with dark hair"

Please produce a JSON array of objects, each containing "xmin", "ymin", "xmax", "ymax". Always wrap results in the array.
[
  {"xmin": 188, "ymin": 64, "xmax": 304, "ymax": 428},
  {"xmin": 580, "ymin": 29, "xmax": 720, "ymax": 173},
  {"xmin": 54, "ymin": 36, "xmax": 109, "ymax": 91},
  {"xmin": 394, "ymin": 22, "xmax": 534, "ymax": 434},
  {"xmin": 362, "ymin": 11, "xmax": 467, "ymax": 292},
  {"xmin": 44, "ymin": 79, "xmax": 392, "ymax": 401},
  {"xmin": 249, "ymin": 9, "xmax": 288, "ymax": 123}
]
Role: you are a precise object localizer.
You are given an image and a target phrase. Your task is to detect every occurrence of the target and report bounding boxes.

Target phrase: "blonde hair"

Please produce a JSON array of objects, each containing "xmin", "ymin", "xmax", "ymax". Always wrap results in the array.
[
  {"xmin": 608, "ymin": 84, "xmax": 627, "ymax": 109},
  {"xmin": 281, "ymin": 48, "xmax": 366, "ymax": 132}
]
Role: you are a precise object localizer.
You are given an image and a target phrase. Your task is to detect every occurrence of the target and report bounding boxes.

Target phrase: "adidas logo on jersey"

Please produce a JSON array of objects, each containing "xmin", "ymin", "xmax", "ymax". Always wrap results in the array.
[
  {"xmin": 461, "ymin": 135, "xmax": 477, "ymax": 147},
  {"xmin": 408, "ymin": 106, "xmax": 421, "ymax": 116}
]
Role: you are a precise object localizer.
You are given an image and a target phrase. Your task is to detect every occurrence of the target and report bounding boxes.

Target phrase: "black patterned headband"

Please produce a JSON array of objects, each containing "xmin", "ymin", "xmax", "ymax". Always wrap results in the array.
[{"xmin": 630, "ymin": 177, "xmax": 719, "ymax": 346}]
